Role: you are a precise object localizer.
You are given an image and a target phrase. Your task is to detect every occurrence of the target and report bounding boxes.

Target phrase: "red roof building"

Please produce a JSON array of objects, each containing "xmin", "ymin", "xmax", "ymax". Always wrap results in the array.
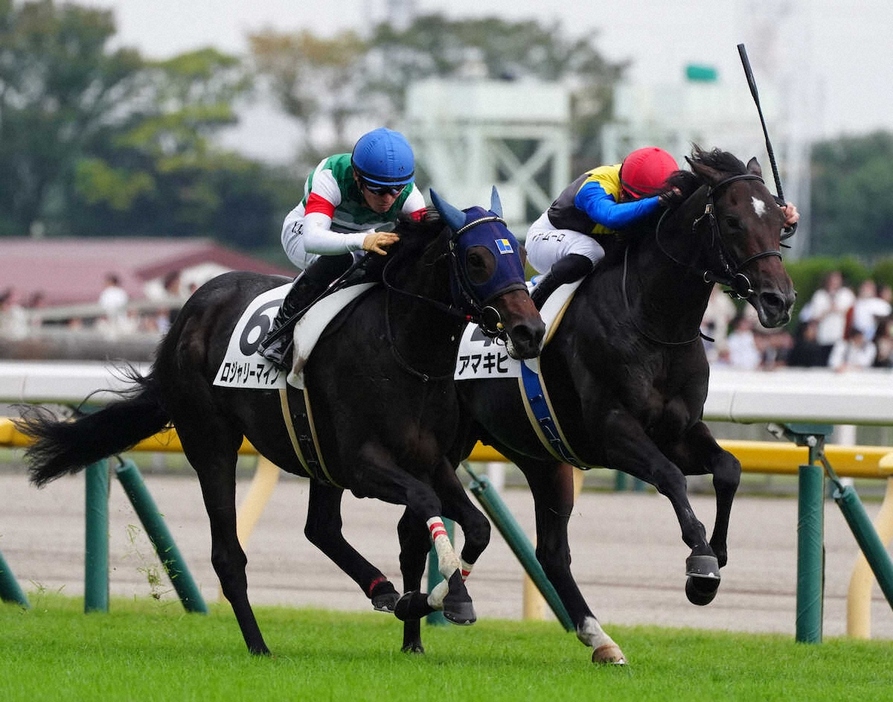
[{"xmin": 0, "ymin": 238, "xmax": 293, "ymax": 306}]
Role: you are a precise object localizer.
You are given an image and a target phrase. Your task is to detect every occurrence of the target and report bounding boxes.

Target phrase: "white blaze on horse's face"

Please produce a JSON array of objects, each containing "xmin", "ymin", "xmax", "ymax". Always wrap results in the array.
[{"xmin": 751, "ymin": 196, "xmax": 768, "ymax": 218}]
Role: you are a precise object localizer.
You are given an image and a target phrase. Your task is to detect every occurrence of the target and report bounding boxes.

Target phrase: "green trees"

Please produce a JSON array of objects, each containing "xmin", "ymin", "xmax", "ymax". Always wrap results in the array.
[
  {"xmin": 810, "ymin": 131, "xmax": 893, "ymax": 258},
  {"xmin": 0, "ymin": 0, "xmax": 288, "ymax": 253}
]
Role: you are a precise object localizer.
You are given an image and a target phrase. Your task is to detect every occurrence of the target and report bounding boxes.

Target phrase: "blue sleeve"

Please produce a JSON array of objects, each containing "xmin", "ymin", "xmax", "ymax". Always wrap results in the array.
[{"xmin": 574, "ymin": 181, "xmax": 661, "ymax": 230}]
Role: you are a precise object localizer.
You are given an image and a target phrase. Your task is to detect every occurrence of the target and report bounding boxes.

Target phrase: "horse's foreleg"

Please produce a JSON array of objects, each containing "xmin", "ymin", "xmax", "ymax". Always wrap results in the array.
[
  {"xmin": 516, "ymin": 458, "xmax": 626, "ymax": 665},
  {"xmin": 304, "ymin": 480, "xmax": 399, "ymax": 612},
  {"xmin": 603, "ymin": 411, "xmax": 720, "ymax": 605},
  {"xmin": 670, "ymin": 421, "xmax": 742, "ymax": 569},
  {"xmin": 354, "ymin": 445, "xmax": 475, "ymax": 626}
]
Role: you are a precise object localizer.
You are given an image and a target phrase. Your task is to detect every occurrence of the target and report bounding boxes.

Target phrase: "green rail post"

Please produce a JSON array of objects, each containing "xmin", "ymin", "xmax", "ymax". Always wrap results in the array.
[
  {"xmin": 796, "ymin": 463, "xmax": 824, "ymax": 643},
  {"xmin": 0, "ymin": 549, "xmax": 29, "ymax": 607},
  {"xmin": 114, "ymin": 459, "xmax": 207, "ymax": 613},
  {"xmin": 833, "ymin": 485, "xmax": 893, "ymax": 609},
  {"xmin": 84, "ymin": 459, "xmax": 110, "ymax": 613},
  {"xmin": 464, "ymin": 463, "xmax": 574, "ymax": 631},
  {"xmin": 425, "ymin": 519, "xmax": 454, "ymax": 626}
]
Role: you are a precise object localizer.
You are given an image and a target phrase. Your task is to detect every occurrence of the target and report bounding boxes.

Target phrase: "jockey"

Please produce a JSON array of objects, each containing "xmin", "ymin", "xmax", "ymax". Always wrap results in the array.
[
  {"xmin": 526, "ymin": 146, "xmax": 801, "ymax": 309},
  {"xmin": 259, "ymin": 127, "xmax": 427, "ymax": 369},
  {"xmin": 525, "ymin": 146, "xmax": 680, "ymax": 308}
]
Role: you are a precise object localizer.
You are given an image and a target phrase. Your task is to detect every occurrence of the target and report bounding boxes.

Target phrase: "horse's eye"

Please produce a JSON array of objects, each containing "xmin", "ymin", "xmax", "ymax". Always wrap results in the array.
[
  {"xmin": 465, "ymin": 247, "xmax": 495, "ymax": 284},
  {"xmin": 723, "ymin": 215, "xmax": 743, "ymax": 231}
]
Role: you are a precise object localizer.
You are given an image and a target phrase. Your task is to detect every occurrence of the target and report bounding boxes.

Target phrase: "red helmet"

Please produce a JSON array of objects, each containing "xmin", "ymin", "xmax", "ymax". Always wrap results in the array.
[{"xmin": 619, "ymin": 147, "xmax": 678, "ymax": 198}]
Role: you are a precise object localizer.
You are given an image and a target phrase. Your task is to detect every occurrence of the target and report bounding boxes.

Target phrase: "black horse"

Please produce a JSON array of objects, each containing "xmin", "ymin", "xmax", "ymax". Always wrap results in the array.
[
  {"xmin": 397, "ymin": 147, "xmax": 797, "ymax": 663},
  {"xmin": 16, "ymin": 189, "xmax": 545, "ymax": 656}
]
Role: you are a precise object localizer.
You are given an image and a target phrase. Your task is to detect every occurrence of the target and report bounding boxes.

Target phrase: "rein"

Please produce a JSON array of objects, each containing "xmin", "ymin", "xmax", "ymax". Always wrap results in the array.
[
  {"xmin": 380, "ymin": 215, "xmax": 511, "ymax": 382},
  {"xmin": 624, "ymin": 172, "xmax": 783, "ymax": 347},
  {"xmin": 656, "ymin": 173, "xmax": 783, "ymax": 300}
]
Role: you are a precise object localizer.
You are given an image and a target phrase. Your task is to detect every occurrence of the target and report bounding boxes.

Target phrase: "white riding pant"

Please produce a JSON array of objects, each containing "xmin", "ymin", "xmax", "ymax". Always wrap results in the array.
[{"xmin": 525, "ymin": 211, "xmax": 605, "ymax": 275}]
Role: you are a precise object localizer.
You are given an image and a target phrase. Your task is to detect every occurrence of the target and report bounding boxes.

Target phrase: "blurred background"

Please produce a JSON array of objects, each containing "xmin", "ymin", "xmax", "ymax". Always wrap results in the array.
[{"xmin": 2, "ymin": 0, "xmax": 893, "ymax": 366}]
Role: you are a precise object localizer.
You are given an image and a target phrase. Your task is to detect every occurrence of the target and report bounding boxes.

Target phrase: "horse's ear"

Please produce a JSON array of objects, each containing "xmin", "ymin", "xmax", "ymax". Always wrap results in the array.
[
  {"xmin": 430, "ymin": 189, "xmax": 466, "ymax": 232},
  {"xmin": 489, "ymin": 186, "xmax": 503, "ymax": 218},
  {"xmin": 746, "ymin": 157, "xmax": 763, "ymax": 178},
  {"xmin": 686, "ymin": 156, "xmax": 725, "ymax": 187}
]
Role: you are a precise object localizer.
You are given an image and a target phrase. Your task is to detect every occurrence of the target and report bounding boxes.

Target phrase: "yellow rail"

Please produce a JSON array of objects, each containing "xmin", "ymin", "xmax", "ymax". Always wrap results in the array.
[{"xmin": 2, "ymin": 417, "xmax": 891, "ymax": 479}]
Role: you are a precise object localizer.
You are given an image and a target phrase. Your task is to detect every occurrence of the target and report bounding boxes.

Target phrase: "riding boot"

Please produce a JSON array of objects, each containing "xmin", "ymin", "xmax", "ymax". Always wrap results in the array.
[
  {"xmin": 530, "ymin": 253, "xmax": 595, "ymax": 310},
  {"xmin": 258, "ymin": 254, "xmax": 353, "ymax": 370}
]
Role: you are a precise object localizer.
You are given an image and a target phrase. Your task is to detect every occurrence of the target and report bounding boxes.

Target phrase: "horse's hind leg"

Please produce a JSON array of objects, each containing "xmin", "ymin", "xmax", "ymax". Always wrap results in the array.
[
  {"xmin": 304, "ymin": 480, "xmax": 399, "ymax": 612},
  {"xmin": 396, "ymin": 509, "xmax": 429, "ymax": 653},
  {"xmin": 516, "ymin": 457, "xmax": 626, "ymax": 665},
  {"xmin": 175, "ymin": 414, "xmax": 269, "ymax": 655}
]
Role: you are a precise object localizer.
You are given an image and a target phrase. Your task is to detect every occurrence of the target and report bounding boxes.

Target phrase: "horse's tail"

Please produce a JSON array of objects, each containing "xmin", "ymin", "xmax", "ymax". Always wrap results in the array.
[{"xmin": 15, "ymin": 367, "xmax": 171, "ymax": 488}]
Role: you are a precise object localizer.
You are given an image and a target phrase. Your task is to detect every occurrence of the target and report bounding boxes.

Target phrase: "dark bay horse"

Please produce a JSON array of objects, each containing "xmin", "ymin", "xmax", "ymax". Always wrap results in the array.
[
  {"xmin": 17, "ymin": 189, "xmax": 545, "ymax": 656},
  {"xmin": 401, "ymin": 147, "xmax": 796, "ymax": 663}
]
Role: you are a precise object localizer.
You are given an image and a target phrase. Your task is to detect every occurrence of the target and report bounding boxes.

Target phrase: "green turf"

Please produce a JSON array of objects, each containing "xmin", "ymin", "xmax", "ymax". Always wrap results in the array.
[{"xmin": 1, "ymin": 594, "xmax": 890, "ymax": 702}]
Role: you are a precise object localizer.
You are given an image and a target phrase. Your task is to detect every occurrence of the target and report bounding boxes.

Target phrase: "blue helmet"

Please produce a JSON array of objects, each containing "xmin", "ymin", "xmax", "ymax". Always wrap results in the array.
[{"xmin": 350, "ymin": 128, "xmax": 415, "ymax": 187}]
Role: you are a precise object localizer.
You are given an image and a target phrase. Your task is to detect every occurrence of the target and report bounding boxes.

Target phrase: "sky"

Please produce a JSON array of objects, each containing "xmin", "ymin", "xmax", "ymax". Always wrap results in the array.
[{"xmin": 80, "ymin": 0, "xmax": 893, "ymax": 163}]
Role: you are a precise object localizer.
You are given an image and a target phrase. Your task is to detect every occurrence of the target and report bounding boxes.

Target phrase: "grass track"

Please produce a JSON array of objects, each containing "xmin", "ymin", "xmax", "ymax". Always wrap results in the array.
[{"xmin": 1, "ymin": 594, "xmax": 890, "ymax": 701}]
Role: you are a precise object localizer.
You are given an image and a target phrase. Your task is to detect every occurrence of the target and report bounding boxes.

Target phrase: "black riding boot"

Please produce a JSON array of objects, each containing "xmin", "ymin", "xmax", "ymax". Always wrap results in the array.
[
  {"xmin": 258, "ymin": 254, "xmax": 353, "ymax": 369},
  {"xmin": 530, "ymin": 253, "xmax": 594, "ymax": 309}
]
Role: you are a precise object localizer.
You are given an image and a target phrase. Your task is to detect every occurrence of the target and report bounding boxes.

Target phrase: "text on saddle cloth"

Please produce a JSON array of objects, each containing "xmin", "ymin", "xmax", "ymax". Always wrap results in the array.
[
  {"xmin": 212, "ymin": 282, "xmax": 375, "ymax": 391},
  {"xmin": 453, "ymin": 278, "xmax": 582, "ymax": 382}
]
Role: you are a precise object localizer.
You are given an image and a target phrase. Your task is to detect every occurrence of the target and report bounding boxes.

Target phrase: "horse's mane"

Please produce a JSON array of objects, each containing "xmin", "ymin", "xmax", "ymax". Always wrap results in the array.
[
  {"xmin": 663, "ymin": 145, "xmax": 749, "ymax": 204},
  {"xmin": 385, "ymin": 211, "xmax": 448, "ymax": 272},
  {"xmin": 597, "ymin": 146, "xmax": 750, "ymax": 270}
]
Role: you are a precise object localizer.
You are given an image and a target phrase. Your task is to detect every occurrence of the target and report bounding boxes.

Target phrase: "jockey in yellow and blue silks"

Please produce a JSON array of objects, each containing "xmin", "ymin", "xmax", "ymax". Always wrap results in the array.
[{"xmin": 525, "ymin": 146, "xmax": 679, "ymax": 307}]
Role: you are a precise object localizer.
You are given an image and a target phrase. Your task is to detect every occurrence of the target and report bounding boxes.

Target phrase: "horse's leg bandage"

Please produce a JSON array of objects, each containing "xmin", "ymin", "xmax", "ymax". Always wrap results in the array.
[{"xmin": 426, "ymin": 517, "xmax": 462, "ymax": 610}]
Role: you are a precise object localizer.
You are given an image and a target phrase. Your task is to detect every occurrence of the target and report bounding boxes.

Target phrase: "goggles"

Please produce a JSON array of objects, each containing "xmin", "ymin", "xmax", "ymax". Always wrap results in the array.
[{"xmin": 361, "ymin": 180, "xmax": 406, "ymax": 197}]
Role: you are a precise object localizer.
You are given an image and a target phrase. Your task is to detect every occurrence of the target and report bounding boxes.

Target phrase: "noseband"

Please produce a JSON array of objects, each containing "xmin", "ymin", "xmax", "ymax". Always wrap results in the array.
[{"xmin": 657, "ymin": 173, "xmax": 783, "ymax": 300}]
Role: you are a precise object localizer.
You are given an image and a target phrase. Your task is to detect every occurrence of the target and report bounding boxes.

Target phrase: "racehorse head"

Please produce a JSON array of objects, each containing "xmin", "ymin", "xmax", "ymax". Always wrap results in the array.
[
  {"xmin": 663, "ymin": 147, "xmax": 796, "ymax": 328},
  {"xmin": 430, "ymin": 187, "xmax": 544, "ymax": 359}
]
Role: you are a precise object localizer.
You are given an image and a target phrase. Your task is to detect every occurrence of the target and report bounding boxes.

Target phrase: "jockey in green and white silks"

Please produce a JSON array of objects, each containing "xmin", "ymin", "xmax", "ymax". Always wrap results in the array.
[
  {"xmin": 259, "ymin": 128, "xmax": 427, "ymax": 369},
  {"xmin": 281, "ymin": 151, "xmax": 426, "ymax": 271}
]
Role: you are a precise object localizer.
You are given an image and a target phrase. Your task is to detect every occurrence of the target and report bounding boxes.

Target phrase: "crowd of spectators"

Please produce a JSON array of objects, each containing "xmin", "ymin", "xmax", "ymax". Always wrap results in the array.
[{"xmin": 703, "ymin": 270, "xmax": 893, "ymax": 372}]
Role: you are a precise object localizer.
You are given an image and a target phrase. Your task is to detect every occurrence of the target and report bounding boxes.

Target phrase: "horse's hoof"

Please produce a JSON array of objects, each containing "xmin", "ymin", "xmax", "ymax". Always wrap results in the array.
[
  {"xmin": 442, "ymin": 571, "xmax": 476, "ymax": 625},
  {"xmin": 592, "ymin": 644, "xmax": 627, "ymax": 665},
  {"xmin": 394, "ymin": 591, "xmax": 434, "ymax": 621},
  {"xmin": 685, "ymin": 576, "xmax": 719, "ymax": 606},
  {"xmin": 401, "ymin": 642, "xmax": 425, "ymax": 654},
  {"xmin": 685, "ymin": 554, "xmax": 721, "ymax": 580},
  {"xmin": 371, "ymin": 582, "xmax": 400, "ymax": 613}
]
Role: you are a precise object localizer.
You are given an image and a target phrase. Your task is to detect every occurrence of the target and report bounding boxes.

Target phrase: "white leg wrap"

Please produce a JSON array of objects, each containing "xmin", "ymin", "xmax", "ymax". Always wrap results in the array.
[
  {"xmin": 427, "ymin": 517, "xmax": 460, "ymax": 578},
  {"xmin": 427, "ymin": 579, "xmax": 449, "ymax": 610},
  {"xmin": 576, "ymin": 616, "xmax": 616, "ymax": 649}
]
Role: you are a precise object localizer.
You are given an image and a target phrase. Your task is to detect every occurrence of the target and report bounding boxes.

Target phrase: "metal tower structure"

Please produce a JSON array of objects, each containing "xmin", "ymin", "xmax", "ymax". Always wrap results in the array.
[{"xmin": 402, "ymin": 78, "xmax": 572, "ymax": 235}]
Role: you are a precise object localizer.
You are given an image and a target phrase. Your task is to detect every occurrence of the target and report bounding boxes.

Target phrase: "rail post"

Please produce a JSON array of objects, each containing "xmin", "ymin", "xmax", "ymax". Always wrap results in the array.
[
  {"xmin": 464, "ymin": 463, "xmax": 574, "ymax": 630},
  {"xmin": 84, "ymin": 459, "xmax": 110, "ymax": 613},
  {"xmin": 114, "ymin": 459, "xmax": 207, "ymax": 613},
  {"xmin": 0, "ymin": 549, "xmax": 29, "ymax": 607},
  {"xmin": 769, "ymin": 423, "xmax": 832, "ymax": 643}
]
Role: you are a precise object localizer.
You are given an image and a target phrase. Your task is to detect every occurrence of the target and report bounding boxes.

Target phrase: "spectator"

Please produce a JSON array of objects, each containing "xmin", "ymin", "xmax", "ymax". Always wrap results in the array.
[
  {"xmin": 873, "ymin": 316, "xmax": 893, "ymax": 368},
  {"xmin": 849, "ymin": 279, "xmax": 891, "ymax": 341},
  {"xmin": 0, "ymin": 287, "xmax": 28, "ymax": 339},
  {"xmin": 828, "ymin": 327, "xmax": 876, "ymax": 372},
  {"xmin": 801, "ymin": 270, "xmax": 855, "ymax": 365},
  {"xmin": 787, "ymin": 319, "xmax": 826, "ymax": 368},
  {"xmin": 701, "ymin": 285, "xmax": 738, "ymax": 363},
  {"xmin": 725, "ymin": 314, "xmax": 762, "ymax": 370},
  {"xmin": 97, "ymin": 273, "xmax": 130, "ymax": 333}
]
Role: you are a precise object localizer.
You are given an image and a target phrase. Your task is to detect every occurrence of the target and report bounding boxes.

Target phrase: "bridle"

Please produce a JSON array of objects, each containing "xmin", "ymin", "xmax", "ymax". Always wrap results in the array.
[
  {"xmin": 623, "ymin": 172, "xmax": 784, "ymax": 347},
  {"xmin": 656, "ymin": 173, "xmax": 783, "ymax": 300},
  {"xmin": 380, "ymin": 213, "xmax": 520, "ymax": 380}
]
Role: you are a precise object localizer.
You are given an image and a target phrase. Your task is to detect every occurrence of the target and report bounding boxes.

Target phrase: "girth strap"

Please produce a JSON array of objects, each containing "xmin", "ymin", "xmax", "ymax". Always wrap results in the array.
[{"xmin": 278, "ymin": 386, "xmax": 343, "ymax": 488}]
